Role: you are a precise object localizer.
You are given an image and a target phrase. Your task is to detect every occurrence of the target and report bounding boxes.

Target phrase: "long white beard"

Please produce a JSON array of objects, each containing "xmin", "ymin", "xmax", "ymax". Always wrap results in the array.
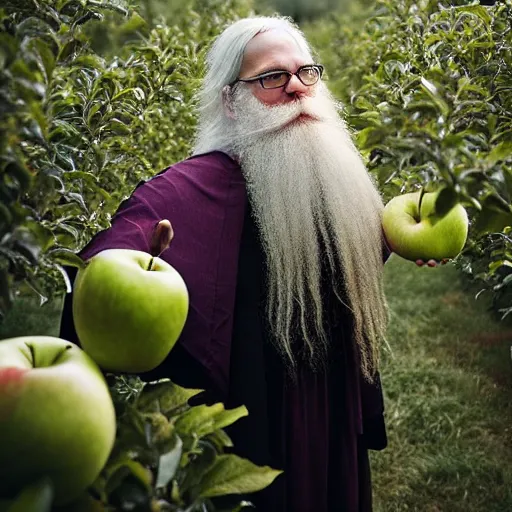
[{"xmin": 196, "ymin": 84, "xmax": 388, "ymax": 379}]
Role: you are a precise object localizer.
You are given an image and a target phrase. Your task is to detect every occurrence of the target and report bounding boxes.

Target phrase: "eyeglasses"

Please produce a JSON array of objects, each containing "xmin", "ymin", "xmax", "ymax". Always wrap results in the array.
[{"xmin": 232, "ymin": 64, "xmax": 324, "ymax": 90}]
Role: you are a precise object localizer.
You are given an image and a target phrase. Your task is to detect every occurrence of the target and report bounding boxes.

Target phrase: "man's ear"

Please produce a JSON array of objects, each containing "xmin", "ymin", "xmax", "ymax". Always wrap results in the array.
[{"xmin": 222, "ymin": 85, "xmax": 235, "ymax": 119}]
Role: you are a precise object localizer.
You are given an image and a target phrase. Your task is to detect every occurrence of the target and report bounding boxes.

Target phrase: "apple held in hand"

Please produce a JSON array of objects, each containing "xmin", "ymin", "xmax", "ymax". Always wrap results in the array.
[
  {"xmin": 0, "ymin": 336, "xmax": 116, "ymax": 505},
  {"xmin": 73, "ymin": 249, "xmax": 189, "ymax": 373},
  {"xmin": 382, "ymin": 190, "xmax": 469, "ymax": 262}
]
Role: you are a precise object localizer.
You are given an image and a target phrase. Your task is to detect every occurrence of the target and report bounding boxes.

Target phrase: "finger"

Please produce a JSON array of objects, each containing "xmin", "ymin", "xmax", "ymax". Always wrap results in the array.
[
  {"xmin": 157, "ymin": 219, "xmax": 174, "ymax": 248},
  {"xmin": 427, "ymin": 259, "xmax": 437, "ymax": 267},
  {"xmin": 415, "ymin": 259, "xmax": 425, "ymax": 266},
  {"xmin": 441, "ymin": 258, "xmax": 450, "ymax": 265},
  {"xmin": 150, "ymin": 219, "xmax": 174, "ymax": 257}
]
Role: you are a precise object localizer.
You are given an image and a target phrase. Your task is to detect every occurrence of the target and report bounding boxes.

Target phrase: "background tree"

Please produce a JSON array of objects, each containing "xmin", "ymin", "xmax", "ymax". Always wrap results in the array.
[
  {"xmin": 0, "ymin": 0, "xmax": 252, "ymax": 315},
  {"xmin": 304, "ymin": 0, "xmax": 512, "ymax": 318}
]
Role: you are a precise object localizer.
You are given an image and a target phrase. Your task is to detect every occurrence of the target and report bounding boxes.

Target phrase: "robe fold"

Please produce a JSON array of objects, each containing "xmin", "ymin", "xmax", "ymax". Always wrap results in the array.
[{"xmin": 59, "ymin": 150, "xmax": 387, "ymax": 512}]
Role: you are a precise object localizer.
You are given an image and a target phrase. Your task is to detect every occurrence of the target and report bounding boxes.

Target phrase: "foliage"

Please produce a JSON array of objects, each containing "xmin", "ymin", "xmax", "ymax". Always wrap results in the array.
[
  {"xmin": 260, "ymin": 0, "xmax": 337, "ymax": 23},
  {"xmin": 2, "ymin": 376, "xmax": 281, "ymax": 511},
  {"xmin": 0, "ymin": 0, "xmax": 252, "ymax": 317},
  {"xmin": 258, "ymin": 0, "xmax": 374, "ymax": 23},
  {"xmin": 458, "ymin": 226, "xmax": 512, "ymax": 320},
  {"xmin": 304, "ymin": 0, "xmax": 512, "ymax": 314}
]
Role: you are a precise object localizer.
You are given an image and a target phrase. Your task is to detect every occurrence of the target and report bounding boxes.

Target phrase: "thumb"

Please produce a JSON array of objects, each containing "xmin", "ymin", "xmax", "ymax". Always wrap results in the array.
[{"xmin": 150, "ymin": 219, "xmax": 174, "ymax": 257}]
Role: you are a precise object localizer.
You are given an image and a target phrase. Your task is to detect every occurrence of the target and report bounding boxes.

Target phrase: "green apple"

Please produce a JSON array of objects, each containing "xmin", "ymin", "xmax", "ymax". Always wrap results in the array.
[
  {"xmin": 382, "ymin": 190, "xmax": 469, "ymax": 261},
  {"xmin": 0, "ymin": 336, "xmax": 116, "ymax": 506},
  {"xmin": 72, "ymin": 248, "xmax": 189, "ymax": 373}
]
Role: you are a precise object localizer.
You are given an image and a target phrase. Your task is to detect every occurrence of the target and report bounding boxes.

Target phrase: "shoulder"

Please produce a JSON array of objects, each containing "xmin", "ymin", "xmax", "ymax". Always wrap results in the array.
[
  {"xmin": 159, "ymin": 151, "xmax": 240, "ymax": 180},
  {"xmin": 139, "ymin": 151, "xmax": 244, "ymax": 198},
  {"xmin": 130, "ymin": 151, "xmax": 245, "ymax": 206}
]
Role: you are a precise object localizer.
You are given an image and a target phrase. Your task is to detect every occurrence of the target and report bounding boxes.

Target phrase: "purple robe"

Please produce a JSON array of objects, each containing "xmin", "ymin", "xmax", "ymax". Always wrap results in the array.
[{"xmin": 60, "ymin": 150, "xmax": 387, "ymax": 511}]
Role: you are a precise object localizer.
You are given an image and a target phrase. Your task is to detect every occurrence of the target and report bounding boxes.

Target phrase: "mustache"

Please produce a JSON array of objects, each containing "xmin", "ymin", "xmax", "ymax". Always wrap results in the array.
[{"xmin": 230, "ymin": 86, "xmax": 340, "ymax": 141}]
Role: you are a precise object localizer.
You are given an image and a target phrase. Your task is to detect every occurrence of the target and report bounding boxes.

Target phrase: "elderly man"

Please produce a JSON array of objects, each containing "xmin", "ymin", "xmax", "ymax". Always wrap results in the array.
[{"xmin": 61, "ymin": 15, "xmax": 390, "ymax": 512}]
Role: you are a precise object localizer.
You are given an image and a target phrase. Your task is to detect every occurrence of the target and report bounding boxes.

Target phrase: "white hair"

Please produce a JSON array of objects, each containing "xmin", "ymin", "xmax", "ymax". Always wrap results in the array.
[
  {"xmin": 191, "ymin": 16, "xmax": 389, "ymax": 380},
  {"xmin": 192, "ymin": 16, "xmax": 315, "ymax": 156}
]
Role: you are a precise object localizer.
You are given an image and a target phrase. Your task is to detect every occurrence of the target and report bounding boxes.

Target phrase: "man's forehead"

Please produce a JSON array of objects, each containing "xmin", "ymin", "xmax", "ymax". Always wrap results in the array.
[{"xmin": 239, "ymin": 29, "xmax": 312, "ymax": 77}]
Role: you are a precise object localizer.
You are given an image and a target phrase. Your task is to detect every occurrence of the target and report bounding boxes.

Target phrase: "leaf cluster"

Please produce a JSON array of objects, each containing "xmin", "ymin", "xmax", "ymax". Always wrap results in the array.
[
  {"xmin": 81, "ymin": 376, "xmax": 281, "ymax": 512},
  {"xmin": 2, "ymin": 376, "xmax": 281, "ymax": 512}
]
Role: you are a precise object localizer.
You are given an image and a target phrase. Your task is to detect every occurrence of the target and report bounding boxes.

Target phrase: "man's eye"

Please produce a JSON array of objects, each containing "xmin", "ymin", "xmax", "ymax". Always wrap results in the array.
[{"xmin": 263, "ymin": 72, "xmax": 286, "ymax": 83}]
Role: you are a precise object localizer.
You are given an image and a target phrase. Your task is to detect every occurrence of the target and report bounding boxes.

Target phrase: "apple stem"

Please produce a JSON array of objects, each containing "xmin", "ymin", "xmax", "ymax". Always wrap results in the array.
[
  {"xmin": 416, "ymin": 187, "xmax": 426, "ymax": 222},
  {"xmin": 25, "ymin": 342, "xmax": 35, "ymax": 366},
  {"xmin": 148, "ymin": 257, "xmax": 155, "ymax": 271}
]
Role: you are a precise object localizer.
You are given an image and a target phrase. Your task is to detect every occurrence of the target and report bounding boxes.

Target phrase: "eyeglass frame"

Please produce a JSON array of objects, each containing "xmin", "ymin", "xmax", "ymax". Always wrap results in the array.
[{"xmin": 229, "ymin": 64, "xmax": 324, "ymax": 90}]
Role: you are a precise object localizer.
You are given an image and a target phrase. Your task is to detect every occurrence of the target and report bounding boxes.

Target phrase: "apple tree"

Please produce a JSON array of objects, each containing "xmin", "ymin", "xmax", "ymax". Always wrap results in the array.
[
  {"xmin": 0, "ymin": 0, "xmax": 252, "ymax": 317},
  {"xmin": 305, "ymin": 0, "xmax": 512, "ymax": 317}
]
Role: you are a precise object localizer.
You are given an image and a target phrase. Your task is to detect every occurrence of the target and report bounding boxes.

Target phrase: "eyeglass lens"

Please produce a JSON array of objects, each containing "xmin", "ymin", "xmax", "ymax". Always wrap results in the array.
[{"xmin": 261, "ymin": 66, "xmax": 321, "ymax": 89}]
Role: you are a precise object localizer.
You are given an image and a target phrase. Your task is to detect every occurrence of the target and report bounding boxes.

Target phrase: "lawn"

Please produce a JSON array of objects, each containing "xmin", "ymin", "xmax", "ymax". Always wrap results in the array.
[
  {"xmin": 373, "ymin": 255, "xmax": 512, "ymax": 511},
  {"xmin": 1, "ymin": 255, "xmax": 511, "ymax": 511}
]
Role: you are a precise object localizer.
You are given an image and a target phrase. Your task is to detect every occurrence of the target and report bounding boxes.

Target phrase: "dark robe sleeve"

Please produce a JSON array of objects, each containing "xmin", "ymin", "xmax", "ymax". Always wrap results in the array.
[
  {"xmin": 60, "ymin": 151, "xmax": 248, "ymax": 397},
  {"xmin": 58, "ymin": 191, "xmax": 214, "ymax": 390}
]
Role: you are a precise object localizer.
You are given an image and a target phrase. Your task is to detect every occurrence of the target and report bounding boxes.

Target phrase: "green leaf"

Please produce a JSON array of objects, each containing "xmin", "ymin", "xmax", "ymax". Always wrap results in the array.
[
  {"xmin": 175, "ymin": 404, "xmax": 248, "ymax": 439},
  {"xmin": 195, "ymin": 454, "xmax": 282, "ymax": 498},
  {"xmin": 104, "ymin": 458, "xmax": 152, "ymax": 496},
  {"xmin": 71, "ymin": 54, "xmax": 106, "ymax": 70},
  {"xmin": 489, "ymin": 259, "xmax": 512, "ymax": 275},
  {"xmin": 207, "ymin": 429, "xmax": 234, "ymax": 450},
  {"xmin": 62, "ymin": 170, "xmax": 98, "ymax": 186},
  {"xmin": 49, "ymin": 120, "xmax": 81, "ymax": 141},
  {"xmin": 47, "ymin": 247, "xmax": 85, "ymax": 269},
  {"xmin": 4, "ymin": 161, "xmax": 32, "ymax": 192},
  {"xmin": 136, "ymin": 380, "xmax": 203, "ymax": 414},
  {"xmin": 212, "ymin": 406, "xmax": 249, "ymax": 431},
  {"xmin": 156, "ymin": 436, "xmax": 183, "ymax": 488},
  {"xmin": 7, "ymin": 477, "xmax": 53, "ymax": 512},
  {"xmin": 473, "ymin": 208, "xmax": 512, "ymax": 236},
  {"xmin": 486, "ymin": 142, "xmax": 512, "ymax": 166},
  {"xmin": 180, "ymin": 440, "xmax": 220, "ymax": 496},
  {"xmin": 31, "ymin": 38, "xmax": 56, "ymax": 82},
  {"xmin": 454, "ymin": 5, "xmax": 492, "ymax": 27},
  {"xmin": 175, "ymin": 403, "xmax": 222, "ymax": 436},
  {"xmin": 356, "ymin": 126, "xmax": 387, "ymax": 150},
  {"xmin": 0, "ymin": 32, "xmax": 19, "ymax": 68},
  {"xmin": 24, "ymin": 220, "xmax": 55, "ymax": 252},
  {"xmin": 87, "ymin": 103, "xmax": 103, "ymax": 125},
  {"xmin": 112, "ymin": 87, "xmax": 143, "ymax": 102},
  {"xmin": 433, "ymin": 187, "xmax": 460, "ymax": 218},
  {"xmin": 420, "ymin": 77, "xmax": 449, "ymax": 117},
  {"xmin": 119, "ymin": 12, "xmax": 147, "ymax": 36},
  {"xmin": 106, "ymin": 118, "xmax": 131, "ymax": 135},
  {"xmin": 16, "ymin": 18, "xmax": 56, "ymax": 40},
  {"xmin": 58, "ymin": 39, "xmax": 82, "ymax": 62}
]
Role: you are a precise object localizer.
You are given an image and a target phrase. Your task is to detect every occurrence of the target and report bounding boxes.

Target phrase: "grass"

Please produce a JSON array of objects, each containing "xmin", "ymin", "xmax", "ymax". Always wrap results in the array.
[
  {"xmin": 1, "ymin": 256, "xmax": 511, "ymax": 511},
  {"xmin": 373, "ymin": 254, "xmax": 512, "ymax": 512}
]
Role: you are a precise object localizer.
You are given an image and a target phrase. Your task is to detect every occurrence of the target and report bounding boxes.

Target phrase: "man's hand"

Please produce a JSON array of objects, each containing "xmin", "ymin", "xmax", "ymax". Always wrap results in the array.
[
  {"xmin": 150, "ymin": 219, "xmax": 174, "ymax": 257},
  {"xmin": 415, "ymin": 258, "xmax": 450, "ymax": 267}
]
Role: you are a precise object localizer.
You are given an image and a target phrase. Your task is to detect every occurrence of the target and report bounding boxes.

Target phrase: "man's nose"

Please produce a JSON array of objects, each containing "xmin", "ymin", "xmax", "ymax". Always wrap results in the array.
[{"xmin": 284, "ymin": 74, "xmax": 310, "ymax": 96}]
